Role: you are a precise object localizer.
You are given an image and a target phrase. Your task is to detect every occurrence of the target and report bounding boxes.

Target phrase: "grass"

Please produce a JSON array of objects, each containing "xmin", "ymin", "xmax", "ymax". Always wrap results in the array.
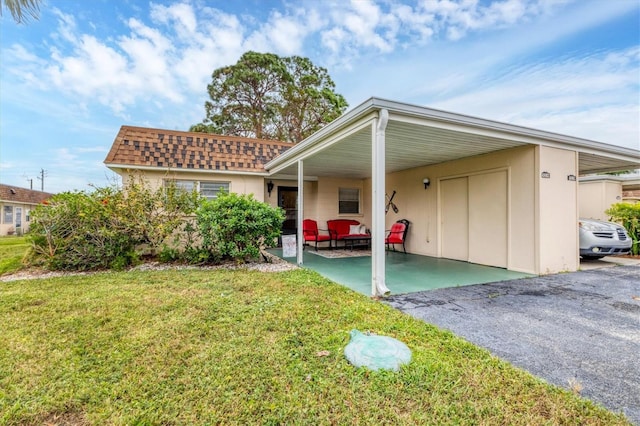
[
  {"xmin": 0, "ymin": 236, "xmax": 29, "ymax": 276},
  {"xmin": 0, "ymin": 267, "xmax": 630, "ymax": 425}
]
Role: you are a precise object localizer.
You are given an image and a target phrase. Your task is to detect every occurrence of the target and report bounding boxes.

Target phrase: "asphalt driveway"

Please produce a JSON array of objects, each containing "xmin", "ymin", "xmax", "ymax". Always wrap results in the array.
[{"xmin": 386, "ymin": 265, "xmax": 640, "ymax": 424}]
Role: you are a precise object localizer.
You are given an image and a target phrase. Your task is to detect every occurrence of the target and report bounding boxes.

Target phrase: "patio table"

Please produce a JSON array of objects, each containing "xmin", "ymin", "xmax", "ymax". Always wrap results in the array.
[{"xmin": 342, "ymin": 235, "xmax": 371, "ymax": 250}]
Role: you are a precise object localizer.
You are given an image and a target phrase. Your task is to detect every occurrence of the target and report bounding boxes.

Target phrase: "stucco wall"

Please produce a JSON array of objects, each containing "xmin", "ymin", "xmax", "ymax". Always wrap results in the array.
[
  {"xmin": 537, "ymin": 146, "xmax": 579, "ymax": 274},
  {"xmin": 579, "ymin": 180, "xmax": 622, "ymax": 220},
  {"xmin": 120, "ymin": 170, "xmax": 266, "ymax": 201},
  {"xmin": 376, "ymin": 145, "xmax": 537, "ymax": 273},
  {"xmin": 311, "ymin": 177, "xmax": 369, "ymax": 229}
]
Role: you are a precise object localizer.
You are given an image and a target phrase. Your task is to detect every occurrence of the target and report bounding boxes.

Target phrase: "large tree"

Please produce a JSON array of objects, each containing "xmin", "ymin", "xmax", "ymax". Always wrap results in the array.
[
  {"xmin": 191, "ymin": 51, "xmax": 348, "ymax": 143},
  {"xmin": 1, "ymin": 0, "xmax": 40, "ymax": 23}
]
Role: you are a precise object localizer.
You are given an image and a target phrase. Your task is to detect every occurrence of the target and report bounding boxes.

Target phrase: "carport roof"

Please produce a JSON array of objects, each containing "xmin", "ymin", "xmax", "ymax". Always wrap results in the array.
[{"xmin": 265, "ymin": 97, "xmax": 640, "ymax": 178}]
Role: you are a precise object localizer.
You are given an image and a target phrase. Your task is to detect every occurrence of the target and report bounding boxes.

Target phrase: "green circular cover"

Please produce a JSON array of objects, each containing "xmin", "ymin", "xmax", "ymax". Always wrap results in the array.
[{"xmin": 344, "ymin": 329, "xmax": 412, "ymax": 371}]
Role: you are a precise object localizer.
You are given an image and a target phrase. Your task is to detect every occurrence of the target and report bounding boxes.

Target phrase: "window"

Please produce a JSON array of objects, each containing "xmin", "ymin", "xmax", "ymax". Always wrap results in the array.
[
  {"xmin": 200, "ymin": 182, "xmax": 229, "ymax": 200},
  {"xmin": 167, "ymin": 180, "xmax": 230, "ymax": 200},
  {"xmin": 174, "ymin": 180, "xmax": 196, "ymax": 192},
  {"xmin": 338, "ymin": 188, "xmax": 360, "ymax": 214},
  {"xmin": 26, "ymin": 209, "xmax": 30, "ymax": 222},
  {"xmin": 3, "ymin": 206, "xmax": 13, "ymax": 224},
  {"xmin": 15, "ymin": 207, "xmax": 22, "ymax": 228}
]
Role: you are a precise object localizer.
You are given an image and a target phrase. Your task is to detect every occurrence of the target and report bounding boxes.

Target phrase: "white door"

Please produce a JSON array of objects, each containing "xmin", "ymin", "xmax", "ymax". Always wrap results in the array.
[
  {"xmin": 440, "ymin": 171, "xmax": 509, "ymax": 268},
  {"xmin": 468, "ymin": 171, "xmax": 508, "ymax": 268},
  {"xmin": 15, "ymin": 207, "xmax": 22, "ymax": 229},
  {"xmin": 440, "ymin": 177, "xmax": 469, "ymax": 261}
]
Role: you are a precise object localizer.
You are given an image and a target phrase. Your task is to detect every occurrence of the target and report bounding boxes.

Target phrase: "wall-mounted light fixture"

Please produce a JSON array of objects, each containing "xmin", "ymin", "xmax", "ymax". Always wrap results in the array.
[
  {"xmin": 267, "ymin": 181, "xmax": 274, "ymax": 197},
  {"xmin": 422, "ymin": 178, "xmax": 430, "ymax": 189},
  {"xmin": 567, "ymin": 174, "xmax": 576, "ymax": 181}
]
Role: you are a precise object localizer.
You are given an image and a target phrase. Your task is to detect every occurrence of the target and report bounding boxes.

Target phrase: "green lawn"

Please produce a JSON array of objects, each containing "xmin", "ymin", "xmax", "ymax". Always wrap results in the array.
[
  {"xmin": 0, "ymin": 268, "xmax": 629, "ymax": 425},
  {"xmin": 0, "ymin": 236, "xmax": 29, "ymax": 276}
]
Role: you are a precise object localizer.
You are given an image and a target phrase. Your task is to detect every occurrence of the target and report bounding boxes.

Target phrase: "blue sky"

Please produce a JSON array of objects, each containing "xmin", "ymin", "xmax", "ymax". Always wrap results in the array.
[{"xmin": 1, "ymin": 0, "xmax": 638, "ymax": 193}]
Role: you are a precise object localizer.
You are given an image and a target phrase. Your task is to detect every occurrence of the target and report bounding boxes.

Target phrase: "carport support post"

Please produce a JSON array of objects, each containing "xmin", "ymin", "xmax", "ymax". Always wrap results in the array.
[
  {"xmin": 297, "ymin": 159, "xmax": 304, "ymax": 266},
  {"xmin": 372, "ymin": 109, "xmax": 390, "ymax": 296}
]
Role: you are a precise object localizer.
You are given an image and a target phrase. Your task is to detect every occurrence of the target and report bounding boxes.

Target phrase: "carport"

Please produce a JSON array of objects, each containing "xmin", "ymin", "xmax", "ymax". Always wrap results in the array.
[{"xmin": 265, "ymin": 97, "xmax": 640, "ymax": 296}]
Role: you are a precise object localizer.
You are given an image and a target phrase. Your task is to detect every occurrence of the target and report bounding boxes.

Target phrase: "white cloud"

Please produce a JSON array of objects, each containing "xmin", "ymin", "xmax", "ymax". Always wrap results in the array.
[
  {"xmin": 3, "ymin": 0, "xmax": 638, "ymax": 147},
  {"xmin": 6, "ymin": 0, "xmax": 594, "ymax": 116},
  {"xmin": 430, "ymin": 47, "xmax": 640, "ymax": 148},
  {"xmin": 0, "ymin": 162, "xmax": 15, "ymax": 170},
  {"xmin": 77, "ymin": 146, "xmax": 110, "ymax": 153}
]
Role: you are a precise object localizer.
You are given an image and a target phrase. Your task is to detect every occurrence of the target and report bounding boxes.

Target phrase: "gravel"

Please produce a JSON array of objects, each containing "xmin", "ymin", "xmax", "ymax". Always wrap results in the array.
[{"xmin": 0, "ymin": 250, "xmax": 298, "ymax": 283}]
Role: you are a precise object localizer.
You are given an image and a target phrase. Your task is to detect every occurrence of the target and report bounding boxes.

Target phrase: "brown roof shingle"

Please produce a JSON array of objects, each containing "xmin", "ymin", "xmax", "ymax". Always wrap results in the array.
[
  {"xmin": 104, "ymin": 126, "xmax": 295, "ymax": 173},
  {"xmin": 0, "ymin": 184, "xmax": 53, "ymax": 205}
]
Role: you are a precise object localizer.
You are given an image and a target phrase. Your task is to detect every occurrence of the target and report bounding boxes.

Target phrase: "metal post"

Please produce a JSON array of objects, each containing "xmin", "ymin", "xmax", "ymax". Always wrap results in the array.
[
  {"xmin": 372, "ymin": 109, "xmax": 390, "ymax": 296},
  {"xmin": 297, "ymin": 159, "xmax": 304, "ymax": 265}
]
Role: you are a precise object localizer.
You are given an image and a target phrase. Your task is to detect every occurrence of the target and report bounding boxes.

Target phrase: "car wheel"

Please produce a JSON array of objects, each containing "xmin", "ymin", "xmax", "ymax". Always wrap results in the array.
[{"xmin": 581, "ymin": 255, "xmax": 605, "ymax": 260}]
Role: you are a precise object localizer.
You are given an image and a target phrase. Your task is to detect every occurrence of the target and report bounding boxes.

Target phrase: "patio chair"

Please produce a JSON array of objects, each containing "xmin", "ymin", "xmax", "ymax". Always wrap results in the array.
[
  {"xmin": 302, "ymin": 219, "xmax": 332, "ymax": 251},
  {"xmin": 386, "ymin": 219, "xmax": 410, "ymax": 253}
]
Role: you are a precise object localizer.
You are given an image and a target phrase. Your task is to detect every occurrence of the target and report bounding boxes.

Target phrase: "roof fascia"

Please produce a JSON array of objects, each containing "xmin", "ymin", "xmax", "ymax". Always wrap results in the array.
[
  {"xmin": 0, "ymin": 200, "xmax": 43, "ymax": 206},
  {"xmin": 106, "ymin": 164, "xmax": 269, "ymax": 177},
  {"xmin": 373, "ymin": 97, "xmax": 640, "ymax": 162},
  {"xmin": 270, "ymin": 96, "xmax": 639, "ymax": 169}
]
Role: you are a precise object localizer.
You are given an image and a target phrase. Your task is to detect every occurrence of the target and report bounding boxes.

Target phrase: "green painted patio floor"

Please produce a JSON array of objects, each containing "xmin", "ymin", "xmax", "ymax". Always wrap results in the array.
[{"xmin": 269, "ymin": 249, "xmax": 532, "ymax": 295}]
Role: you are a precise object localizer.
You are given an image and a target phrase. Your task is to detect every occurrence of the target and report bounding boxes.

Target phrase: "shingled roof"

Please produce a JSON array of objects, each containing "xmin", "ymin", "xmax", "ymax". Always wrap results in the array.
[
  {"xmin": 0, "ymin": 184, "xmax": 53, "ymax": 205},
  {"xmin": 104, "ymin": 126, "xmax": 295, "ymax": 173}
]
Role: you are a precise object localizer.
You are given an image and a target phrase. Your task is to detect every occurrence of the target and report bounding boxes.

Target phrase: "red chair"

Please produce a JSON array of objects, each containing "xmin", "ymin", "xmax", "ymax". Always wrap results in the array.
[
  {"xmin": 385, "ymin": 219, "xmax": 410, "ymax": 253},
  {"xmin": 302, "ymin": 219, "xmax": 332, "ymax": 251}
]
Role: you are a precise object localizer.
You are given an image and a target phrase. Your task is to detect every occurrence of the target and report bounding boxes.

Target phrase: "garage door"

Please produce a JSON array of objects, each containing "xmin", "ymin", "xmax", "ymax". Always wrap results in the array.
[{"xmin": 440, "ymin": 170, "xmax": 508, "ymax": 268}]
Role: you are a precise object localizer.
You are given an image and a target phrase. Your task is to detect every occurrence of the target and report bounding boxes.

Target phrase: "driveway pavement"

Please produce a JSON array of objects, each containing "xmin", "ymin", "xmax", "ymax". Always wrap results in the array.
[{"xmin": 385, "ymin": 265, "xmax": 640, "ymax": 424}]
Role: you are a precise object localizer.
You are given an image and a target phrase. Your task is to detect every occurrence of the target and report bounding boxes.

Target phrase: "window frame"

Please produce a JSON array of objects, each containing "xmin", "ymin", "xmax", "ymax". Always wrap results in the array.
[
  {"xmin": 3, "ymin": 205, "xmax": 13, "ymax": 224},
  {"xmin": 166, "ymin": 179, "xmax": 230, "ymax": 201},
  {"xmin": 338, "ymin": 187, "xmax": 361, "ymax": 215}
]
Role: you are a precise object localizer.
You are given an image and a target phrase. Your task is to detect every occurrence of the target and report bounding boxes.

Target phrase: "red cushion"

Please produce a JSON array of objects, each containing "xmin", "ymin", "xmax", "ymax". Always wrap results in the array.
[
  {"xmin": 327, "ymin": 219, "xmax": 361, "ymax": 238},
  {"xmin": 386, "ymin": 223, "xmax": 406, "ymax": 244},
  {"xmin": 305, "ymin": 234, "xmax": 331, "ymax": 242}
]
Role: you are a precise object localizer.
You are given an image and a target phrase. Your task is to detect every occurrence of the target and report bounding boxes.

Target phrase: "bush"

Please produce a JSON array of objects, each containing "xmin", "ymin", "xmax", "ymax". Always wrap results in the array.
[
  {"xmin": 606, "ymin": 202, "xmax": 640, "ymax": 255},
  {"xmin": 28, "ymin": 179, "xmax": 200, "ymax": 270},
  {"xmin": 197, "ymin": 192, "xmax": 284, "ymax": 261}
]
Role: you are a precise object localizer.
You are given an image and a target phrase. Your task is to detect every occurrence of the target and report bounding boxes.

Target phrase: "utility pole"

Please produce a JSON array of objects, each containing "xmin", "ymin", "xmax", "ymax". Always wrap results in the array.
[
  {"xmin": 37, "ymin": 168, "xmax": 47, "ymax": 192},
  {"xmin": 22, "ymin": 174, "xmax": 33, "ymax": 190}
]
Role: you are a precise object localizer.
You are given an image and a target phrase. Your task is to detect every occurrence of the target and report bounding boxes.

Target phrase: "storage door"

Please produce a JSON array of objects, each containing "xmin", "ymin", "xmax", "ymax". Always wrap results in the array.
[
  {"xmin": 468, "ymin": 171, "xmax": 508, "ymax": 268},
  {"xmin": 440, "ymin": 177, "xmax": 469, "ymax": 261}
]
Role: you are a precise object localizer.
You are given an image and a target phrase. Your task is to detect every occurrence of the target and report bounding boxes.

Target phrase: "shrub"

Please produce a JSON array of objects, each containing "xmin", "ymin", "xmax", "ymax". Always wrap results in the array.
[
  {"xmin": 28, "ymin": 179, "xmax": 200, "ymax": 270},
  {"xmin": 606, "ymin": 202, "xmax": 640, "ymax": 255},
  {"xmin": 197, "ymin": 192, "xmax": 284, "ymax": 261}
]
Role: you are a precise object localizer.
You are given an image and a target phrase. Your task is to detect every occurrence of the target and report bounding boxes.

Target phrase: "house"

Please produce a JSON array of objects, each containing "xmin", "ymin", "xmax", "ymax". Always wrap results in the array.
[
  {"xmin": 0, "ymin": 184, "xmax": 53, "ymax": 236},
  {"xmin": 579, "ymin": 175, "xmax": 640, "ymax": 220},
  {"xmin": 104, "ymin": 125, "xmax": 297, "ymax": 229},
  {"xmin": 105, "ymin": 98, "xmax": 640, "ymax": 296}
]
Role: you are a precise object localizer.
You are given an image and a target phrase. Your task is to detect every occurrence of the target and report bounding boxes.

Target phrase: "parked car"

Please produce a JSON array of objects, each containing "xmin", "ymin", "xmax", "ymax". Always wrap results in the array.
[{"xmin": 579, "ymin": 218, "xmax": 632, "ymax": 259}]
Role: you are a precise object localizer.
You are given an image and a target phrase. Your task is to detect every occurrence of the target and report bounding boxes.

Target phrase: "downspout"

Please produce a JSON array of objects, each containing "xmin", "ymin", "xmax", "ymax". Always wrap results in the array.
[
  {"xmin": 372, "ymin": 109, "xmax": 390, "ymax": 296},
  {"xmin": 297, "ymin": 159, "xmax": 304, "ymax": 265}
]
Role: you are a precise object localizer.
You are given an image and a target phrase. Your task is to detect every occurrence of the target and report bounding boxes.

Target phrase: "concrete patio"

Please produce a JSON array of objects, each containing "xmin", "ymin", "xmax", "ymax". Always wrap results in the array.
[{"xmin": 271, "ymin": 249, "xmax": 531, "ymax": 295}]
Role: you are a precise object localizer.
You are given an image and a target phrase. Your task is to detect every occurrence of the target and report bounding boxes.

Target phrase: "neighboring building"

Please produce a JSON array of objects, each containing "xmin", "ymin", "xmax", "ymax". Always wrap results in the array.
[
  {"xmin": 621, "ymin": 176, "xmax": 640, "ymax": 203},
  {"xmin": 105, "ymin": 98, "xmax": 640, "ymax": 296},
  {"xmin": 0, "ymin": 184, "xmax": 53, "ymax": 236},
  {"xmin": 579, "ymin": 175, "xmax": 640, "ymax": 220}
]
